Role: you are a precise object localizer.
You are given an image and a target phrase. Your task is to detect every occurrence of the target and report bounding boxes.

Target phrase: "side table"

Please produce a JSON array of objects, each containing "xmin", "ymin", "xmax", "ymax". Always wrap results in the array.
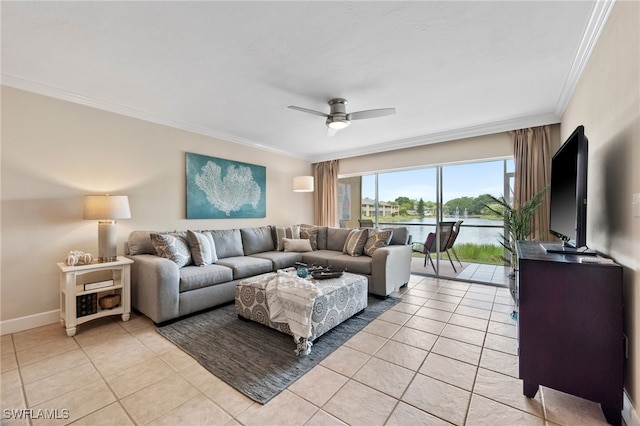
[{"xmin": 58, "ymin": 256, "xmax": 133, "ymax": 337}]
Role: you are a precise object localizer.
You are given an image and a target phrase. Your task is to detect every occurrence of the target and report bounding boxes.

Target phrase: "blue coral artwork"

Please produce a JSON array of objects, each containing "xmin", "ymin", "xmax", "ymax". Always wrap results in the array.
[{"xmin": 186, "ymin": 152, "xmax": 266, "ymax": 219}]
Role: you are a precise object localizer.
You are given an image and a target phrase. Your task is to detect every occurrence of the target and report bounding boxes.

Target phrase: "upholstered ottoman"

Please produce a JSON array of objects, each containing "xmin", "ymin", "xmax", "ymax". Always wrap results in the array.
[{"xmin": 235, "ymin": 271, "xmax": 368, "ymax": 346}]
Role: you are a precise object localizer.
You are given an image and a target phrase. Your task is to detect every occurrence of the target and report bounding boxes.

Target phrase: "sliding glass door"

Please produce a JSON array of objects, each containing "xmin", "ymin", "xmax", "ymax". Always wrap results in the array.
[{"xmin": 346, "ymin": 159, "xmax": 513, "ymax": 286}]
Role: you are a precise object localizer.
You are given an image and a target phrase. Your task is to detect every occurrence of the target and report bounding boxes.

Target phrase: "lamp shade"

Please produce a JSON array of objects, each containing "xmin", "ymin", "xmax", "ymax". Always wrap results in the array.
[
  {"xmin": 293, "ymin": 176, "xmax": 314, "ymax": 192},
  {"xmin": 83, "ymin": 195, "xmax": 131, "ymax": 220}
]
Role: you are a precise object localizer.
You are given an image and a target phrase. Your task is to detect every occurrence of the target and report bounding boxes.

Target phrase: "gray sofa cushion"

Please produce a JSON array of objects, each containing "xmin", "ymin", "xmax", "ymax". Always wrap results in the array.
[
  {"xmin": 326, "ymin": 227, "xmax": 352, "ymax": 251},
  {"xmin": 250, "ymin": 251, "xmax": 303, "ymax": 270},
  {"xmin": 216, "ymin": 256, "xmax": 273, "ymax": 279},
  {"xmin": 383, "ymin": 227, "xmax": 410, "ymax": 245},
  {"xmin": 210, "ymin": 229, "xmax": 244, "ymax": 259},
  {"xmin": 241, "ymin": 226, "xmax": 275, "ymax": 255},
  {"xmin": 179, "ymin": 264, "xmax": 233, "ymax": 292},
  {"xmin": 301, "ymin": 250, "xmax": 344, "ymax": 267},
  {"xmin": 315, "ymin": 226, "xmax": 329, "ymax": 250},
  {"xmin": 127, "ymin": 230, "xmax": 156, "ymax": 255},
  {"xmin": 326, "ymin": 254, "xmax": 373, "ymax": 275}
]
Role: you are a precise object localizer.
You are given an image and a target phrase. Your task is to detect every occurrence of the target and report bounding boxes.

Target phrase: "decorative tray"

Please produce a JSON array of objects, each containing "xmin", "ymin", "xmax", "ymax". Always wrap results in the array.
[{"xmin": 310, "ymin": 269, "xmax": 344, "ymax": 280}]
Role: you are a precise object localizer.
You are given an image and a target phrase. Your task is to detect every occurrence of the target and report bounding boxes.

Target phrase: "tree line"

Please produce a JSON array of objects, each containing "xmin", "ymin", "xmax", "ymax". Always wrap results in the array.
[{"xmin": 390, "ymin": 194, "xmax": 500, "ymax": 217}]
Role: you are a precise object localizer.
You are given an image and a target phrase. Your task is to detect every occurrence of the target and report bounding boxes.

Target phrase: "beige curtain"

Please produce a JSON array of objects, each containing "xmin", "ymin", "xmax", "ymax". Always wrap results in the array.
[
  {"xmin": 512, "ymin": 126, "xmax": 552, "ymax": 240},
  {"xmin": 313, "ymin": 160, "xmax": 339, "ymax": 226}
]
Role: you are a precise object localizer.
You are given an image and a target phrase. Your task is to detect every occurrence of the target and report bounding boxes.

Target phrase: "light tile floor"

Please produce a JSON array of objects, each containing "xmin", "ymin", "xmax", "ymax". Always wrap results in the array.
[
  {"xmin": 1, "ymin": 275, "xmax": 616, "ymax": 425},
  {"xmin": 410, "ymin": 257, "xmax": 510, "ymax": 286}
]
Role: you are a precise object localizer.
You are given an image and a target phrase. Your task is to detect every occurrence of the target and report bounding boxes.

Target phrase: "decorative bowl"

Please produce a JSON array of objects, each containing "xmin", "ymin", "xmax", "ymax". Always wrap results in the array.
[{"xmin": 311, "ymin": 269, "xmax": 344, "ymax": 280}]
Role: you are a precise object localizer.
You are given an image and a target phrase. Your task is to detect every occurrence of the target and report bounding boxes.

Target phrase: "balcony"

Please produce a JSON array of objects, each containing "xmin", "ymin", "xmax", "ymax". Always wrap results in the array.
[
  {"xmin": 410, "ymin": 256, "xmax": 510, "ymax": 286},
  {"xmin": 379, "ymin": 220, "xmax": 510, "ymax": 287}
]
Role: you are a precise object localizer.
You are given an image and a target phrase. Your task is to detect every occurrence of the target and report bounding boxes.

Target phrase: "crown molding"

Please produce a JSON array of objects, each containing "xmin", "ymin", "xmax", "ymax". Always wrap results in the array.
[
  {"xmin": 1, "ymin": 75, "xmax": 304, "ymax": 160},
  {"xmin": 307, "ymin": 112, "xmax": 561, "ymax": 163},
  {"xmin": 554, "ymin": 0, "xmax": 616, "ymax": 117},
  {"xmin": 3, "ymin": 75, "xmax": 561, "ymax": 164}
]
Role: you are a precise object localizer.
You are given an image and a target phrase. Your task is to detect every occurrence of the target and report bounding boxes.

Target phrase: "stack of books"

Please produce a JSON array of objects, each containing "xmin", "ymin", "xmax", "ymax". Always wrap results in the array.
[
  {"xmin": 76, "ymin": 294, "xmax": 98, "ymax": 317},
  {"xmin": 83, "ymin": 279, "xmax": 114, "ymax": 291}
]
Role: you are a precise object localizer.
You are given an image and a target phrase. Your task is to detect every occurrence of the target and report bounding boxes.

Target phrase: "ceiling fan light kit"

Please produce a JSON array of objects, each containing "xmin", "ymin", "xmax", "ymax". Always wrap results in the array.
[
  {"xmin": 288, "ymin": 98, "xmax": 396, "ymax": 136},
  {"xmin": 327, "ymin": 118, "xmax": 350, "ymax": 130}
]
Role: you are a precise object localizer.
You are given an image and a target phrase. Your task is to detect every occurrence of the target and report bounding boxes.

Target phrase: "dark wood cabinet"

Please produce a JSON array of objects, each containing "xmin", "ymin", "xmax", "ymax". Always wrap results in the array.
[{"xmin": 516, "ymin": 241, "xmax": 623, "ymax": 426}]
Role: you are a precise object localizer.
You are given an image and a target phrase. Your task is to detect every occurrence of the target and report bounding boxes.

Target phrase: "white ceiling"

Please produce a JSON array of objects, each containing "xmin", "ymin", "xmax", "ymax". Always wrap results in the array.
[{"xmin": 1, "ymin": 1, "xmax": 613, "ymax": 162}]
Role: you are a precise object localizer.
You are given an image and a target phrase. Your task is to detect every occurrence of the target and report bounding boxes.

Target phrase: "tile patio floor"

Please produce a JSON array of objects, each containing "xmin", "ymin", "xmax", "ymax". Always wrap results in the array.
[{"xmin": 411, "ymin": 257, "xmax": 511, "ymax": 287}]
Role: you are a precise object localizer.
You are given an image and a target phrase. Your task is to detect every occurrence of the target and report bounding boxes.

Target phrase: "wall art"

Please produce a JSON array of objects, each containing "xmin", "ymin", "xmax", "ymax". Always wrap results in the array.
[{"xmin": 186, "ymin": 152, "xmax": 266, "ymax": 219}]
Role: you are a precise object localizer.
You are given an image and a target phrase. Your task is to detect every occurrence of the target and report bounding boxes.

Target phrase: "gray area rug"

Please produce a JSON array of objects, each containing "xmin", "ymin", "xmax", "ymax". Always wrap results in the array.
[{"xmin": 157, "ymin": 295, "xmax": 400, "ymax": 404}]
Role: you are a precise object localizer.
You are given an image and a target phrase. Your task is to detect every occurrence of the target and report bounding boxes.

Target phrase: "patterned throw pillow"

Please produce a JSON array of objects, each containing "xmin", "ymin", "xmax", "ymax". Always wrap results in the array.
[
  {"xmin": 300, "ymin": 226, "xmax": 319, "ymax": 251},
  {"xmin": 151, "ymin": 233, "xmax": 192, "ymax": 268},
  {"xmin": 283, "ymin": 238, "xmax": 313, "ymax": 252},
  {"xmin": 363, "ymin": 229, "xmax": 394, "ymax": 257},
  {"xmin": 343, "ymin": 228, "xmax": 369, "ymax": 257},
  {"xmin": 186, "ymin": 230, "xmax": 218, "ymax": 266},
  {"xmin": 275, "ymin": 225, "xmax": 301, "ymax": 251}
]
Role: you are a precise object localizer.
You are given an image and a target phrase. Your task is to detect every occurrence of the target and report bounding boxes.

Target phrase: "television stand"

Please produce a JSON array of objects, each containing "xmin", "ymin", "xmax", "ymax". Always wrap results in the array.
[
  {"xmin": 516, "ymin": 241, "xmax": 623, "ymax": 425},
  {"xmin": 539, "ymin": 242, "xmax": 597, "ymax": 256}
]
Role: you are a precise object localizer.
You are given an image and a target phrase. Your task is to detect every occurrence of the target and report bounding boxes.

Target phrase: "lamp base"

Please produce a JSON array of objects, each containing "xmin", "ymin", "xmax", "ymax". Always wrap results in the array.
[{"xmin": 97, "ymin": 220, "xmax": 118, "ymax": 263}]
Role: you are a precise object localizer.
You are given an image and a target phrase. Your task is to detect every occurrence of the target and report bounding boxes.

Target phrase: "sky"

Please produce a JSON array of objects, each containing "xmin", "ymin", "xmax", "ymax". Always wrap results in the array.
[{"xmin": 361, "ymin": 159, "xmax": 513, "ymax": 203}]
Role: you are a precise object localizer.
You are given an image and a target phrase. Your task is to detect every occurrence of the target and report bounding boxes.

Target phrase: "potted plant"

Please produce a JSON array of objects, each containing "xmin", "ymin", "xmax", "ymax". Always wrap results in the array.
[{"xmin": 485, "ymin": 188, "xmax": 547, "ymax": 303}]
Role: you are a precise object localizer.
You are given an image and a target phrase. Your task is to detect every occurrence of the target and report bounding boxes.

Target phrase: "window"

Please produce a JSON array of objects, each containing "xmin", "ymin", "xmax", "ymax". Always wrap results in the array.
[{"xmin": 347, "ymin": 159, "xmax": 513, "ymax": 284}]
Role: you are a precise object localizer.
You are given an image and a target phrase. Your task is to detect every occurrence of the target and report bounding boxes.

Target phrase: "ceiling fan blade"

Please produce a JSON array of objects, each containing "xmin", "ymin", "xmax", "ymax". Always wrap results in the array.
[
  {"xmin": 288, "ymin": 105, "xmax": 329, "ymax": 118},
  {"xmin": 326, "ymin": 126, "xmax": 338, "ymax": 137},
  {"xmin": 347, "ymin": 108, "xmax": 396, "ymax": 121}
]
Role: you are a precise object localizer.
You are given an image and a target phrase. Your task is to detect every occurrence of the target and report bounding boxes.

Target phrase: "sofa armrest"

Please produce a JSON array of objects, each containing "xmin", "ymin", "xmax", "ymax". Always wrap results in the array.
[
  {"xmin": 369, "ymin": 245, "xmax": 412, "ymax": 297},
  {"xmin": 126, "ymin": 254, "xmax": 180, "ymax": 323}
]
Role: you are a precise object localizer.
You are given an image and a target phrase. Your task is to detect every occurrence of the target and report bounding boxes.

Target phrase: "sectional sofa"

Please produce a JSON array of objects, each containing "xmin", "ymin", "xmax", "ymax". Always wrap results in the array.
[{"xmin": 125, "ymin": 225, "xmax": 412, "ymax": 323}]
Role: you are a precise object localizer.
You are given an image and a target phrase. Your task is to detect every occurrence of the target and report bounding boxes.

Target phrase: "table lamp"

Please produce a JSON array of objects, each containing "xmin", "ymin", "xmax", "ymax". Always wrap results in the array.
[{"xmin": 83, "ymin": 195, "xmax": 131, "ymax": 262}]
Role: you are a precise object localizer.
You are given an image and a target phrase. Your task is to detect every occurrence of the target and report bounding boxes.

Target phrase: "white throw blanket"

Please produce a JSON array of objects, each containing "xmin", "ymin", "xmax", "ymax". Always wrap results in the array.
[{"xmin": 265, "ymin": 270, "xmax": 321, "ymax": 356}]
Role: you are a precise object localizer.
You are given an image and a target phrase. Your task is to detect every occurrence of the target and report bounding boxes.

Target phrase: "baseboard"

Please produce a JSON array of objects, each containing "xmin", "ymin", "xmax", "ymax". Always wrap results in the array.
[
  {"xmin": 0, "ymin": 310, "xmax": 60, "ymax": 335},
  {"xmin": 624, "ymin": 390, "xmax": 640, "ymax": 426}
]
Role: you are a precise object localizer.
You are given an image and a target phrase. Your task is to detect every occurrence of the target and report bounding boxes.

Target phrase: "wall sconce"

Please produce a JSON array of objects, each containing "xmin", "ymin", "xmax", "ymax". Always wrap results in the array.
[
  {"xmin": 293, "ymin": 176, "xmax": 314, "ymax": 192},
  {"xmin": 83, "ymin": 195, "xmax": 131, "ymax": 262}
]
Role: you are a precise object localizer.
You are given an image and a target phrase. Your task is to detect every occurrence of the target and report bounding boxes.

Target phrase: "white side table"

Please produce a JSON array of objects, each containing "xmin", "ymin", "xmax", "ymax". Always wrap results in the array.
[{"xmin": 58, "ymin": 256, "xmax": 133, "ymax": 337}]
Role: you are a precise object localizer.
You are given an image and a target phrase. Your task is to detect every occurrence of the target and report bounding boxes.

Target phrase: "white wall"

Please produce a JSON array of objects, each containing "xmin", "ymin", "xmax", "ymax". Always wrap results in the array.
[
  {"xmin": 0, "ymin": 86, "xmax": 313, "ymax": 332},
  {"xmin": 561, "ymin": 0, "xmax": 640, "ymax": 410}
]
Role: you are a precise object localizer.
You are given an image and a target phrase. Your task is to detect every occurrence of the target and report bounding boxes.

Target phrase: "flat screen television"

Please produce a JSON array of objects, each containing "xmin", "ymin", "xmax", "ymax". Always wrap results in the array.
[{"xmin": 542, "ymin": 125, "xmax": 591, "ymax": 254}]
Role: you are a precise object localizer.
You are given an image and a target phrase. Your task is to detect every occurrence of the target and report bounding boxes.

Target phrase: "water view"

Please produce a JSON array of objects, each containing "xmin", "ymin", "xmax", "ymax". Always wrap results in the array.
[
  {"xmin": 383, "ymin": 217, "xmax": 504, "ymax": 247},
  {"xmin": 352, "ymin": 159, "xmax": 514, "ymax": 272}
]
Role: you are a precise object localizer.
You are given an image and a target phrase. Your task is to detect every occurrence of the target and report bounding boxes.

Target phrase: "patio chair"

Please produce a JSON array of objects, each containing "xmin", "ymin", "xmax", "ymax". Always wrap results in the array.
[
  {"xmin": 412, "ymin": 221, "xmax": 461, "ymax": 273},
  {"xmin": 358, "ymin": 219, "xmax": 374, "ymax": 228},
  {"xmin": 447, "ymin": 220, "xmax": 464, "ymax": 269}
]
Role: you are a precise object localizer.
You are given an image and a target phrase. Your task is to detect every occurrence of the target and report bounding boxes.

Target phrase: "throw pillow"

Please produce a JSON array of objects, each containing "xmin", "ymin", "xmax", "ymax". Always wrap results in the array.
[
  {"xmin": 186, "ymin": 230, "xmax": 218, "ymax": 266},
  {"xmin": 275, "ymin": 225, "xmax": 301, "ymax": 251},
  {"xmin": 343, "ymin": 228, "xmax": 369, "ymax": 257},
  {"xmin": 363, "ymin": 229, "xmax": 394, "ymax": 257},
  {"xmin": 300, "ymin": 226, "xmax": 319, "ymax": 251},
  {"xmin": 283, "ymin": 238, "xmax": 313, "ymax": 252},
  {"xmin": 127, "ymin": 230, "xmax": 156, "ymax": 255},
  {"xmin": 151, "ymin": 233, "xmax": 192, "ymax": 268}
]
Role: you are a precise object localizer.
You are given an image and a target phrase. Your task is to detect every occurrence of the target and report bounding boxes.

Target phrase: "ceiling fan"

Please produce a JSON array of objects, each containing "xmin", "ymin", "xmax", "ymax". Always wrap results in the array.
[{"xmin": 288, "ymin": 98, "xmax": 396, "ymax": 136}]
